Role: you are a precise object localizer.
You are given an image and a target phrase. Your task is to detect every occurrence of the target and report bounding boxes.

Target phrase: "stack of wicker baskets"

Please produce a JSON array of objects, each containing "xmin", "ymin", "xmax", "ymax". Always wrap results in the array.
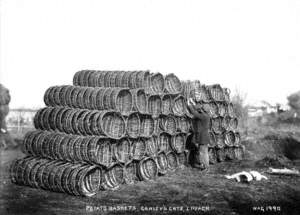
[
  {"xmin": 182, "ymin": 81, "xmax": 243, "ymax": 164},
  {"xmin": 10, "ymin": 70, "xmax": 191, "ymax": 197}
]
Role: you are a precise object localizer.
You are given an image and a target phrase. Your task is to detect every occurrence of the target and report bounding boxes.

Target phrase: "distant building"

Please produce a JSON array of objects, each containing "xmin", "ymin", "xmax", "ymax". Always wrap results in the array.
[
  {"xmin": 247, "ymin": 101, "xmax": 287, "ymax": 117},
  {"xmin": 6, "ymin": 108, "xmax": 37, "ymax": 126}
]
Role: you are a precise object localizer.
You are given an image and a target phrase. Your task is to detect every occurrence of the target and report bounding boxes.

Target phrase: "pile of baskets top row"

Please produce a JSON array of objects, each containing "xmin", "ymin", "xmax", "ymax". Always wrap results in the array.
[{"xmin": 11, "ymin": 70, "xmax": 194, "ymax": 197}]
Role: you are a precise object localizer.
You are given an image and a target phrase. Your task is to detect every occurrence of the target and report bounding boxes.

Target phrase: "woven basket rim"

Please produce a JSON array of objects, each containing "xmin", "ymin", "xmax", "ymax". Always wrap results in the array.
[{"xmin": 164, "ymin": 73, "xmax": 183, "ymax": 94}]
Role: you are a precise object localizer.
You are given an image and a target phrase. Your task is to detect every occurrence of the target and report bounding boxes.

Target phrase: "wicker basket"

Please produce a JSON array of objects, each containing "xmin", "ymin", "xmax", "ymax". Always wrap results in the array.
[
  {"xmin": 200, "ymin": 102, "xmax": 218, "ymax": 118},
  {"xmin": 96, "ymin": 138, "xmax": 114, "ymax": 167},
  {"xmin": 38, "ymin": 160, "xmax": 61, "ymax": 190},
  {"xmin": 195, "ymin": 84, "xmax": 210, "ymax": 103},
  {"xmin": 166, "ymin": 151, "xmax": 179, "ymax": 171},
  {"xmin": 170, "ymin": 133, "xmax": 186, "ymax": 153},
  {"xmin": 229, "ymin": 117, "xmax": 238, "ymax": 130},
  {"xmin": 153, "ymin": 118, "xmax": 161, "ymax": 135},
  {"xmin": 224, "ymin": 147, "xmax": 235, "ymax": 161},
  {"xmin": 33, "ymin": 107, "xmax": 46, "ymax": 130},
  {"xmin": 207, "ymin": 84, "xmax": 224, "ymax": 101},
  {"xmin": 113, "ymin": 138, "xmax": 132, "ymax": 164},
  {"xmin": 85, "ymin": 70, "xmax": 96, "ymax": 87},
  {"xmin": 148, "ymin": 73, "xmax": 164, "ymax": 94},
  {"xmin": 215, "ymin": 133, "xmax": 225, "ymax": 149},
  {"xmin": 233, "ymin": 132, "xmax": 241, "ymax": 147},
  {"xmin": 61, "ymin": 135, "xmax": 76, "ymax": 162},
  {"xmin": 208, "ymin": 131, "xmax": 217, "ymax": 148},
  {"xmin": 147, "ymin": 95, "xmax": 162, "ymax": 118},
  {"xmin": 172, "ymin": 95, "xmax": 187, "ymax": 117},
  {"xmin": 121, "ymin": 72, "xmax": 132, "ymax": 88},
  {"xmin": 159, "ymin": 115, "xmax": 177, "ymax": 135},
  {"xmin": 58, "ymin": 85, "xmax": 70, "ymax": 107},
  {"xmin": 226, "ymin": 103, "xmax": 235, "ymax": 117},
  {"xmin": 22, "ymin": 157, "xmax": 42, "ymax": 187},
  {"xmin": 91, "ymin": 88, "xmax": 106, "ymax": 110},
  {"xmin": 68, "ymin": 164, "xmax": 101, "ymax": 196},
  {"xmin": 96, "ymin": 71, "xmax": 108, "ymax": 87},
  {"xmin": 176, "ymin": 116, "xmax": 191, "ymax": 133},
  {"xmin": 103, "ymin": 71, "xmax": 114, "ymax": 87},
  {"xmin": 208, "ymin": 148, "xmax": 217, "ymax": 164},
  {"xmin": 9, "ymin": 157, "xmax": 25, "ymax": 185},
  {"xmin": 80, "ymin": 137, "xmax": 95, "ymax": 162},
  {"xmin": 210, "ymin": 117, "xmax": 224, "ymax": 134},
  {"xmin": 164, "ymin": 73, "xmax": 182, "ymax": 94},
  {"xmin": 108, "ymin": 71, "xmax": 120, "ymax": 87},
  {"xmin": 130, "ymin": 89, "xmax": 148, "ymax": 114},
  {"xmin": 48, "ymin": 162, "xmax": 70, "ymax": 192},
  {"xmin": 46, "ymin": 107, "xmax": 59, "ymax": 131},
  {"xmin": 106, "ymin": 88, "xmax": 133, "ymax": 115},
  {"xmin": 161, "ymin": 94, "xmax": 173, "ymax": 115},
  {"xmin": 33, "ymin": 132, "xmax": 50, "ymax": 157},
  {"xmin": 66, "ymin": 109, "xmax": 80, "ymax": 134},
  {"xmin": 91, "ymin": 110, "xmax": 126, "ymax": 139},
  {"xmin": 145, "ymin": 137, "xmax": 159, "ymax": 157},
  {"xmin": 46, "ymin": 107, "xmax": 60, "ymax": 131},
  {"xmin": 44, "ymin": 86, "xmax": 55, "ymax": 106},
  {"xmin": 181, "ymin": 80, "xmax": 192, "ymax": 100},
  {"xmin": 135, "ymin": 71, "xmax": 150, "ymax": 88},
  {"xmin": 217, "ymin": 102, "xmax": 227, "ymax": 117},
  {"xmin": 128, "ymin": 71, "xmax": 139, "ymax": 88},
  {"xmin": 64, "ymin": 86, "xmax": 75, "ymax": 107},
  {"xmin": 126, "ymin": 112, "xmax": 140, "ymax": 138},
  {"xmin": 84, "ymin": 111, "xmax": 101, "ymax": 135},
  {"xmin": 155, "ymin": 152, "xmax": 168, "ymax": 175},
  {"xmin": 67, "ymin": 109, "xmax": 84, "ymax": 134},
  {"xmin": 124, "ymin": 161, "xmax": 138, "ymax": 184},
  {"xmin": 177, "ymin": 150, "xmax": 189, "ymax": 168},
  {"xmin": 60, "ymin": 162, "xmax": 82, "ymax": 194},
  {"xmin": 53, "ymin": 86, "xmax": 64, "ymax": 106},
  {"xmin": 29, "ymin": 158, "xmax": 50, "ymax": 188},
  {"xmin": 131, "ymin": 138, "xmax": 146, "ymax": 160},
  {"xmin": 216, "ymin": 148, "xmax": 225, "ymax": 162},
  {"xmin": 22, "ymin": 130, "xmax": 41, "ymax": 155},
  {"xmin": 76, "ymin": 109, "xmax": 91, "ymax": 135},
  {"xmin": 158, "ymin": 132, "xmax": 171, "ymax": 152},
  {"xmin": 114, "ymin": 72, "xmax": 124, "ymax": 88},
  {"xmin": 76, "ymin": 87, "xmax": 88, "ymax": 108},
  {"xmin": 85, "ymin": 70, "xmax": 95, "ymax": 86},
  {"xmin": 140, "ymin": 114, "xmax": 155, "ymax": 137},
  {"xmin": 221, "ymin": 116, "xmax": 230, "ymax": 131},
  {"xmin": 224, "ymin": 131, "xmax": 235, "ymax": 147},
  {"xmin": 71, "ymin": 86, "xmax": 82, "ymax": 108},
  {"xmin": 80, "ymin": 165, "xmax": 102, "ymax": 197},
  {"xmin": 137, "ymin": 157, "xmax": 158, "ymax": 181},
  {"xmin": 83, "ymin": 87, "xmax": 96, "ymax": 109},
  {"xmin": 233, "ymin": 146, "xmax": 243, "ymax": 160},
  {"xmin": 102, "ymin": 163, "xmax": 124, "ymax": 190}
]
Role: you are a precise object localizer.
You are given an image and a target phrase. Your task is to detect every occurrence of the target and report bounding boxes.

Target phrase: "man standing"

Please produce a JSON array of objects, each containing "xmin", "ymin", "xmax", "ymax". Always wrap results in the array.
[{"xmin": 187, "ymin": 99, "xmax": 210, "ymax": 170}]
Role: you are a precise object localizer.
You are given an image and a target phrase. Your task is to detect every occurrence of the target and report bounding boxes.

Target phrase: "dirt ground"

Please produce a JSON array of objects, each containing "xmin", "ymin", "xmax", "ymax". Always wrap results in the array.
[{"xmin": 0, "ymin": 125, "xmax": 300, "ymax": 215}]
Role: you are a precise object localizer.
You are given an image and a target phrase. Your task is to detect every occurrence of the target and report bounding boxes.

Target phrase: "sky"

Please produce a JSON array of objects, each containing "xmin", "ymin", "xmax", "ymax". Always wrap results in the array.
[{"xmin": 0, "ymin": 0, "xmax": 300, "ymax": 108}]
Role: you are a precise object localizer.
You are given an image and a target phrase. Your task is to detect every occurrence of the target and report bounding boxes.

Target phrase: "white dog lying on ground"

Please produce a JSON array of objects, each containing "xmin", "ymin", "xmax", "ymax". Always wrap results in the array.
[{"xmin": 225, "ymin": 171, "xmax": 268, "ymax": 182}]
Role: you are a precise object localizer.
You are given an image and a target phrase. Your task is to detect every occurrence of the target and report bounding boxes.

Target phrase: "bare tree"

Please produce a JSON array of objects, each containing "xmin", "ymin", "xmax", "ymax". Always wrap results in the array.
[{"xmin": 231, "ymin": 88, "xmax": 248, "ymax": 129}]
